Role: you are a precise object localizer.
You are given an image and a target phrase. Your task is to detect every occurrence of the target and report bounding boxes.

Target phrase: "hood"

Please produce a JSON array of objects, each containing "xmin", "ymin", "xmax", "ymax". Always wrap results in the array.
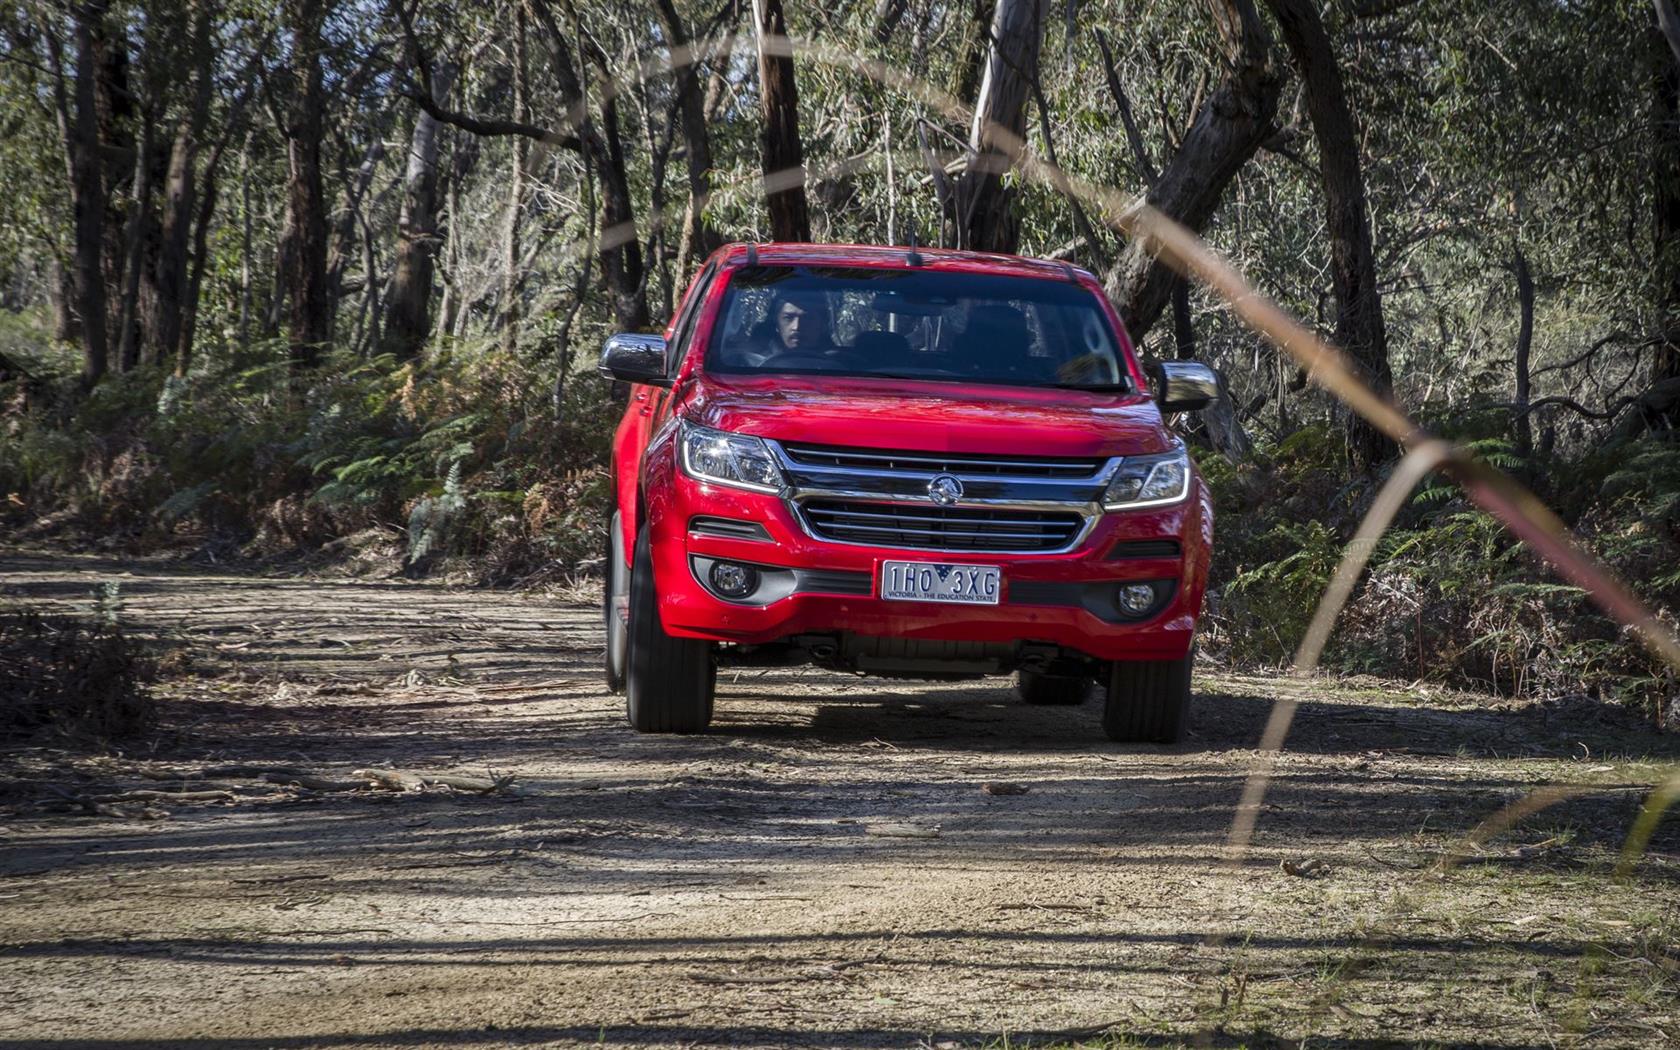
[{"xmin": 683, "ymin": 373, "xmax": 1175, "ymax": 459}]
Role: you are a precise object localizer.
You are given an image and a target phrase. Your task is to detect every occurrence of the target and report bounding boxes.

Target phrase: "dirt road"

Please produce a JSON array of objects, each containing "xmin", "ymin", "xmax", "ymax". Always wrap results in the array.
[{"xmin": 2, "ymin": 553, "xmax": 1677, "ymax": 1048}]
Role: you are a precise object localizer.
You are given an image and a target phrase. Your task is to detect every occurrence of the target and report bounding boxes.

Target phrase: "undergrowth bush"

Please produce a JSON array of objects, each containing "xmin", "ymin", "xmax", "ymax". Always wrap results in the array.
[
  {"xmin": 0, "ymin": 334, "xmax": 619, "ymax": 582},
  {"xmin": 0, "ymin": 602, "xmax": 154, "ymax": 743},
  {"xmin": 1203, "ymin": 419, "xmax": 1680, "ymax": 725}
]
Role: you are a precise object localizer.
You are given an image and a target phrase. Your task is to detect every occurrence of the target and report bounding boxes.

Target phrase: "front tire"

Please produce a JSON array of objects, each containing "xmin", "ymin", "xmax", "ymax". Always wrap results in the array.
[
  {"xmin": 1102, "ymin": 653, "xmax": 1193, "ymax": 744},
  {"xmin": 603, "ymin": 511, "xmax": 628, "ymax": 695},
  {"xmin": 1017, "ymin": 670, "xmax": 1090, "ymax": 706},
  {"xmin": 625, "ymin": 527, "xmax": 715, "ymax": 733}
]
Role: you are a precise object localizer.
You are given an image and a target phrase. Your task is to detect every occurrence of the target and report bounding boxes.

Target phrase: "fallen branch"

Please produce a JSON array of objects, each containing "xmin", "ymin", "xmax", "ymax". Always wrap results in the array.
[
  {"xmin": 356, "ymin": 768, "xmax": 425, "ymax": 792},
  {"xmin": 264, "ymin": 772, "xmax": 367, "ymax": 792},
  {"xmin": 90, "ymin": 789, "xmax": 234, "ymax": 804}
]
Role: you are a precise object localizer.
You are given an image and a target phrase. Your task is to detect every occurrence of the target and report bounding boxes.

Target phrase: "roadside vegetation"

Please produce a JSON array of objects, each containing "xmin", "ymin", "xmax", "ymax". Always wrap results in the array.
[{"xmin": 0, "ymin": 588, "xmax": 153, "ymax": 743}]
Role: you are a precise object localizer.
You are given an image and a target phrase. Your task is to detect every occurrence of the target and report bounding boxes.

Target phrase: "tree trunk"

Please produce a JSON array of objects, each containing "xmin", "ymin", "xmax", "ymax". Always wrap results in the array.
[
  {"xmin": 655, "ymin": 0, "xmax": 720, "ymax": 274},
  {"xmin": 92, "ymin": 8, "xmax": 134, "ymax": 358},
  {"xmin": 1513, "ymin": 245, "xmax": 1535, "ymax": 457},
  {"xmin": 238, "ymin": 133, "xmax": 253, "ymax": 341},
  {"xmin": 946, "ymin": 0, "xmax": 1050, "ymax": 254},
  {"xmin": 70, "ymin": 4, "xmax": 110, "ymax": 386},
  {"xmin": 499, "ymin": 6, "xmax": 529, "ymax": 356},
  {"xmin": 381, "ymin": 62, "xmax": 456, "ymax": 361},
  {"xmin": 178, "ymin": 126, "xmax": 239, "ymax": 377},
  {"xmin": 283, "ymin": 0, "xmax": 332, "ymax": 369},
  {"xmin": 1172, "ymin": 282, "xmax": 1197, "ymax": 359},
  {"xmin": 49, "ymin": 257, "xmax": 81, "ymax": 343},
  {"xmin": 1653, "ymin": 13, "xmax": 1680, "ymax": 385},
  {"xmin": 596, "ymin": 94, "xmax": 649, "ymax": 330},
  {"xmin": 751, "ymin": 0, "xmax": 811, "ymax": 242},
  {"xmin": 873, "ymin": 0, "xmax": 910, "ymax": 43},
  {"xmin": 1264, "ymin": 0, "xmax": 1397, "ymax": 470},
  {"xmin": 1103, "ymin": 1, "xmax": 1280, "ymax": 343},
  {"xmin": 145, "ymin": 5, "xmax": 213, "ymax": 369},
  {"xmin": 114, "ymin": 117, "xmax": 156, "ymax": 373}
]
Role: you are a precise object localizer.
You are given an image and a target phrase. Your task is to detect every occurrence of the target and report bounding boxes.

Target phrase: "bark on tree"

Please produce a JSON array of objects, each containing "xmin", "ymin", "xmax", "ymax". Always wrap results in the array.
[
  {"xmin": 145, "ymin": 5, "xmax": 213, "ymax": 369},
  {"xmin": 655, "ymin": 0, "xmax": 720, "ymax": 275},
  {"xmin": 114, "ymin": 117, "xmax": 156, "ymax": 373},
  {"xmin": 48, "ymin": 258, "xmax": 81, "ymax": 343},
  {"xmin": 595, "ymin": 93, "xmax": 649, "ymax": 330},
  {"xmin": 1102, "ymin": 1, "xmax": 1280, "ymax": 343},
  {"xmin": 1263, "ymin": 0, "xmax": 1398, "ymax": 470},
  {"xmin": 499, "ymin": 5, "xmax": 529, "ymax": 356},
  {"xmin": 951, "ymin": 0, "xmax": 1050, "ymax": 254},
  {"xmin": 281, "ymin": 0, "xmax": 333, "ymax": 369},
  {"xmin": 92, "ymin": 9, "xmax": 134, "ymax": 357},
  {"xmin": 873, "ymin": 0, "xmax": 910, "ymax": 43},
  {"xmin": 381, "ymin": 61, "xmax": 456, "ymax": 361},
  {"xmin": 69, "ymin": 4, "xmax": 110, "ymax": 386},
  {"xmin": 1513, "ymin": 245, "xmax": 1535, "ymax": 457},
  {"xmin": 1652, "ymin": 12, "xmax": 1680, "ymax": 386},
  {"xmin": 751, "ymin": 0, "xmax": 811, "ymax": 242}
]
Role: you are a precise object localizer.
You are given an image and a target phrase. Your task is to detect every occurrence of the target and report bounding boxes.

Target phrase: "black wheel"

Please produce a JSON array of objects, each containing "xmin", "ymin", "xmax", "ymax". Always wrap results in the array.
[
  {"xmin": 625, "ymin": 527, "xmax": 715, "ymax": 733},
  {"xmin": 1017, "ymin": 669, "xmax": 1090, "ymax": 706},
  {"xmin": 1102, "ymin": 653, "xmax": 1193, "ymax": 744},
  {"xmin": 603, "ymin": 511, "xmax": 629, "ymax": 695}
]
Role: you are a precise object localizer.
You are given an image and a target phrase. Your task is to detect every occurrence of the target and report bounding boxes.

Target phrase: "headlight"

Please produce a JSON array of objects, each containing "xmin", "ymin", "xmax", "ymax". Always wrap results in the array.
[
  {"xmin": 679, "ymin": 420, "xmax": 785, "ymax": 493},
  {"xmin": 1102, "ymin": 444, "xmax": 1191, "ymax": 510}
]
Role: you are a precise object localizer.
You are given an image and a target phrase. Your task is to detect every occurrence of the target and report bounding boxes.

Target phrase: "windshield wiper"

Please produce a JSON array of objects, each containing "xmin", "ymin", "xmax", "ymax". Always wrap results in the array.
[{"xmin": 1048, "ymin": 381, "xmax": 1132, "ymax": 393}]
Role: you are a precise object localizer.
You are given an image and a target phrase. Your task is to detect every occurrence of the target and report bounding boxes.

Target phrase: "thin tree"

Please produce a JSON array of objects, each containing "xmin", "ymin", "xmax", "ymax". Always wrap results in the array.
[
  {"xmin": 382, "ymin": 58, "xmax": 455, "ymax": 361},
  {"xmin": 1263, "ymin": 0, "xmax": 1397, "ymax": 470},
  {"xmin": 145, "ymin": 2, "xmax": 214, "ymax": 369},
  {"xmin": 750, "ymin": 0, "xmax": 810, "ymax": 242},
  {"xmin": 949, "ymin": 0, "xmax": 1049, "ymax": 254},
  {"xmin": 280, "ymin": 0, "xmax": 333, "ymax": 369},
  {"xmin": 1652, "ymin": 0, "xmax": 1680, "ymax": 388},
  {"xmin": 65, "ymin": 3, "xmax": 110, "ymax": 385}
]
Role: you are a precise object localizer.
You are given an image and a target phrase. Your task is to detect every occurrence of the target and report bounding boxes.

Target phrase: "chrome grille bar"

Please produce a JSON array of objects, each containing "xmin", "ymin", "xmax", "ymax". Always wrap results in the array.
[{"xmin": 768, "ymin": 439, "xmax": 1118, "ymax": 555}]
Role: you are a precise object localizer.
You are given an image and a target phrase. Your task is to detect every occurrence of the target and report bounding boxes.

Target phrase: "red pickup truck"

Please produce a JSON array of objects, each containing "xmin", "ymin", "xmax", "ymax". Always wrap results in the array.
[{"xmin": 599, "ymin": 243, "xmax": 1217, "ymax": 742}]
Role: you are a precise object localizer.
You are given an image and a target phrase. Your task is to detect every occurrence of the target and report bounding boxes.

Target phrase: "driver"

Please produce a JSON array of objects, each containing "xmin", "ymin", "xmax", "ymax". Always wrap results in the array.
[{"xmin": 752, "ymin": 290, "xmax": 833, "ymax": 366}]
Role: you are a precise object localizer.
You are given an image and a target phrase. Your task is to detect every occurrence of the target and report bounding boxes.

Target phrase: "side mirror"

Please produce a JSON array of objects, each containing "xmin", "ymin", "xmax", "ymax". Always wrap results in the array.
[
  {"xmin": 1150, "ymin": 360, "xmax": 1220, "ymax": 413},
  {"xmin": 598, "ymin": 333, "xmax": 671, "ymax": 387}
]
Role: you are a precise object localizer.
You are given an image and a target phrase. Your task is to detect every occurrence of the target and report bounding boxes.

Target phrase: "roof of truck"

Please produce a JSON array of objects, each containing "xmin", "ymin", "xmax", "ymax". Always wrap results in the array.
[{"xmin": 714, "ymin": 242, "xmax": 1099, "ymax": 284}]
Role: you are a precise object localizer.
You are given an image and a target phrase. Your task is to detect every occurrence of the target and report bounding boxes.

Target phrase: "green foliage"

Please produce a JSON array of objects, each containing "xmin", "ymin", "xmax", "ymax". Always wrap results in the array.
[
  {"xmin": 0, "ymin": 336, "xmax": 620, "ymax": 581},
  {"xmin": 1204, "ymin": 426, "xmax": 1680, "ymax": 720},
  {"xmin": 1223, "ymin": 519, "xmax": 1341, "ymax": 662}
]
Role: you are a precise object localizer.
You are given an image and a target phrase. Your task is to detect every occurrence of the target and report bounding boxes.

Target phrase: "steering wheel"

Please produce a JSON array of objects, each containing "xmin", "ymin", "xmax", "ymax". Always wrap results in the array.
[{"xmin": 772, "ymin": 349, "xmax": 867, "ymax": 371}]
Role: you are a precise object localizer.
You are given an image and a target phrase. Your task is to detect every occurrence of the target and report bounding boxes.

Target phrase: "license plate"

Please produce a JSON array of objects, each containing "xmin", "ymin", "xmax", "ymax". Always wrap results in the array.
[{"xmin": 880, "ymin": 561, "xmax": 1002, "ymax": 605}]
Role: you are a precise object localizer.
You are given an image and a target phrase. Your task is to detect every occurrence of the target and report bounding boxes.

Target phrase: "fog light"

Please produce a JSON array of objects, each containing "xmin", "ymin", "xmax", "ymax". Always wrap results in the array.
[
  {"xmin": 709, "ymin": 561, "xmax": 759, "ymax": 599},
  {"xmin": 1118, "ymin": 582, "xmax": 1157, "ymax": 616}
]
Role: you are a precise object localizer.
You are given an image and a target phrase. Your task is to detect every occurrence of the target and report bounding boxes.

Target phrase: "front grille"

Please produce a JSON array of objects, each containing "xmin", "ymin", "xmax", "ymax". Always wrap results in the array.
[
  {"xmin": 780, "ymin": 443, "xmax": 1104, "ymax": 479},
  {"xmin": 1106, "ymin": 539, "xmax": 1181, "ymax": 560},
  {"xmin": 792, "ymin": 569, "xmax": 873, "ymax": 596},
  {"xmin": 801, "ymin": 500, "xmax": 1084, "ymax": 552}
]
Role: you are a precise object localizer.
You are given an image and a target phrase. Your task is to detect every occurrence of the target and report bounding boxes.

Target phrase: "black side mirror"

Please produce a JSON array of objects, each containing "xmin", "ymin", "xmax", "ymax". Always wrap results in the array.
[
  {"xmin": 598, "ymin": 333, "xmax": 671, "ymax": 387},
  {"xmin": 1149, "ymin": 360, "xmax": 1220, "ymax": 413}
]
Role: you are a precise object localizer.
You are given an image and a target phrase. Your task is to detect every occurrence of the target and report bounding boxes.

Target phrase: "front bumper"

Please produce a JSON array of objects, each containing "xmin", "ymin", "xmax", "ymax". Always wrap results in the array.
[{"xmin": 645, "ymin": 464, "xmax": 1212, "ymax": 663}]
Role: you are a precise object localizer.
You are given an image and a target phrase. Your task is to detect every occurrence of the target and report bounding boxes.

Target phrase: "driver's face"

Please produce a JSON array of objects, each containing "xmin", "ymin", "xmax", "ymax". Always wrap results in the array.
[{"xmin": 775, "ymin": 302, "xmax": 807, "ymax": 349}]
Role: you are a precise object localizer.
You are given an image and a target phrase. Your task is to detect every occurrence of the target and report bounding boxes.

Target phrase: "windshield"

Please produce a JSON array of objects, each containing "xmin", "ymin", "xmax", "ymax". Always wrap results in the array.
[{"xmin": 704, "ymin": 265, "xmax": 1131, "ymax": 391}]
